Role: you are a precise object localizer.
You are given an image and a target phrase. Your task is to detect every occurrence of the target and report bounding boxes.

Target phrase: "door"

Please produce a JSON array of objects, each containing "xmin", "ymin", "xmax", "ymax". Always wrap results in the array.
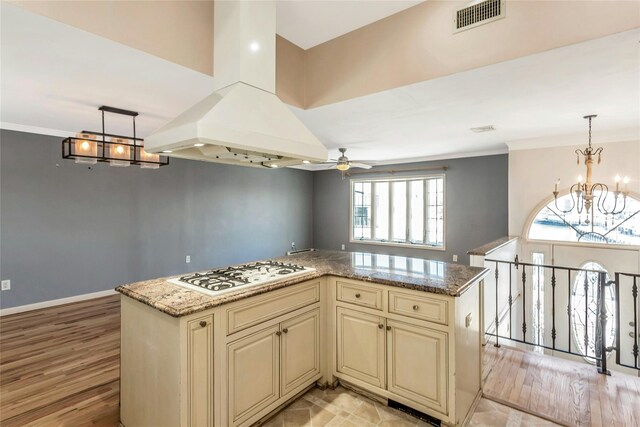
[
  {"xmin": 187, "ymin": 315, "xmax": 213, "ymax": 427},
  {"xmin": 336, "ymin": 307, "xmax": 385, "ymax": 388},
  {"xmin": 386, "ymin": 319, "xmax": 448, "ymax": 415},
  {"xmin": 227, "ymin": 325, "xmax": 280, "ymax": 426},
  {"xmin": 554, "ymin": 244, "xmax": 639, "ymax": 374},
  {"xmin": 281, "ymin": 309, "xmax": 321, "ymax": 396}
]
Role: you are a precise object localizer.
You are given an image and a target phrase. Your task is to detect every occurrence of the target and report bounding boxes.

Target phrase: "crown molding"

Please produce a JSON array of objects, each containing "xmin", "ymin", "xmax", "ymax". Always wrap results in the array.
[
  {"xmin": 506, "ymin": 128, "xmax": 640, "ymax": 151},
  {"xmin": 1, "ymin": 122, "xmax": 75, "ymax": 138}
]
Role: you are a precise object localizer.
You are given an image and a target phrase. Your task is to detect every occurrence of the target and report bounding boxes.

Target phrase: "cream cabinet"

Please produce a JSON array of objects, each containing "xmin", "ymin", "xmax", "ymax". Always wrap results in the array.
[
  {"xmin": 336, "ymin": 307, "xmax": 385, "ymax": 388},
  {"xmin": 331, "ymin": 277, "xmax": 482, "ymax": 427},
  {"xmin": 228, "ymin": 325, "xmax": 280, "ymax": 425},
  {"xmin": 227, "ymin": 307, "xmax": 321, "ymax": 426},
  {"xmin": 387, "ymin": 319, "xmax": 448, "ymax": 415},
  {"xmin": 187, "ymin": 315, "xmax": 214, "ymax": 427}
]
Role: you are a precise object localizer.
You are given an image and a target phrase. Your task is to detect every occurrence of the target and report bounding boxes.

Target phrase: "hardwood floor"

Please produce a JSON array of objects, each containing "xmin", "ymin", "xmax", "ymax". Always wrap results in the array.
[
  {"xmin": 0, "ymin": 295, "xmax": 120, "ymax": 427},
  {"xmin": 483, "ymin": 343, "xmax": 640, "ymax": 426},
  {"xmin": 2, "ymin": 295, "xmax": 638, "ymax": 426}
]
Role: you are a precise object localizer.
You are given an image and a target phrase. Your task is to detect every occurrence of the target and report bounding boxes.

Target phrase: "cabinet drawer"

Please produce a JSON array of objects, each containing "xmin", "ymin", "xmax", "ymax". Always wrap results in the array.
[
  {"xmin": 227, "ymin": 281, "xmax": 320, "ymax": 335},
  {"xmin": 388, "ymin": 291, "xmax": 448, "ymax": 325},
  {"xmin": 336, "ymin": 281, "xmax": 383, "ymax": 311}
]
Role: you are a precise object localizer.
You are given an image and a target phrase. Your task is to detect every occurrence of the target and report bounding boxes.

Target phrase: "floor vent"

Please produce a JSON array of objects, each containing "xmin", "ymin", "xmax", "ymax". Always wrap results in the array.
[
  {"xmin": 388, "ymin": 400, "xmax": 441, "ymax": 426},
  {"xmin": 454, "ymin": 0, "xmax": 505, "ymax": 33}
]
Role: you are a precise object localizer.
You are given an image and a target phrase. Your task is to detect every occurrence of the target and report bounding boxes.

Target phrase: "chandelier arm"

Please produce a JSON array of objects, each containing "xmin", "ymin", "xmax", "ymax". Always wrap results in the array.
[
  {"xmin": 591, "ymin": 183, "xmax": 610, "ymax": 215},
  {"xmin": 553, "ymin": 185, "xmax": 578, "ymax": 213},
  {"xmin": 601, "ymin": 208, "xmax": 639, "ymax": 238}
]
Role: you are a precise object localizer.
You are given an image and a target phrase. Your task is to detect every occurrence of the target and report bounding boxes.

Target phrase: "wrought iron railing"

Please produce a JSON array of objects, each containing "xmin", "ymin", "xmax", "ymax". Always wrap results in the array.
[
  {"xmin": 484, "ymin": 256, "xmax": 639, "ymax": 374},
  {"xmin": 615, "ymin": 272, "xmax": 640, "ymax": 370}
]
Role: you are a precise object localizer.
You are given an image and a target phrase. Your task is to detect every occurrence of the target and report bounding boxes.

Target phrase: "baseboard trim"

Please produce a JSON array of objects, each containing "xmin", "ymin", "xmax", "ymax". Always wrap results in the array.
[{"xmin": 0, "ymin": 289, "xmax": 118, "ymax": 316}]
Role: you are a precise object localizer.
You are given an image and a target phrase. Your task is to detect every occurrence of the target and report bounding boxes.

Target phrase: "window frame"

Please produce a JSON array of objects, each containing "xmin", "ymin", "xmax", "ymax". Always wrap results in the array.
[
  {"xmin": 524, "ymin": 191, "xmax": 640, "ymax": 250},
  {"xmin": 349, "ymin": 174, "xmax": 446, "ymax": 251}
]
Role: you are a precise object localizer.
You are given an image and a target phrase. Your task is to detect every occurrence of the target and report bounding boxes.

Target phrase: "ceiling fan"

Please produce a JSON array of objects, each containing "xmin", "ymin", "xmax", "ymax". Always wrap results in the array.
[{"xmin": 318, "ymin": 148, "xmax": 375, "ymax": 171}]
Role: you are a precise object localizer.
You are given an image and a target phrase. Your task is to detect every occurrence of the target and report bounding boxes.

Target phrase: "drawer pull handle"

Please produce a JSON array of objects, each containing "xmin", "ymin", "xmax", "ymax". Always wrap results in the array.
[
  {"xmin": 378, "ymin": 324, "xmax": 384, "ymax": 329},
  {"xmin": 282, "ymin": 328, "xmax": 289, "ymax": 334},
  {"xmin": 386, "ymin": 326, "xmax": 392, "ymax": 331},
  {"xmin": 199, "ymin": 320, "xmax": 207, "ymax": 328},
  {"xmin": 355, "ymin": 293, "xmax": 361, "ymax": 298},
  {"xmin": 413, "ymin": 305, "xmax": 420, "ymax": 311},
  {"xmin": 276, "ymin": 331, "xmax": 282, "ymax": 337}
]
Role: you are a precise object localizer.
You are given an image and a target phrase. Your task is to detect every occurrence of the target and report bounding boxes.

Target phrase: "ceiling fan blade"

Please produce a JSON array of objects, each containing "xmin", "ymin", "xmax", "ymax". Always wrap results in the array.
[
  {"xmin": 350, "ymin": 162, "xmax": 373, "ymax": 170},
  {"xmin": 314, "ymin": 163, "xmax": 337, "ymax": 170}
]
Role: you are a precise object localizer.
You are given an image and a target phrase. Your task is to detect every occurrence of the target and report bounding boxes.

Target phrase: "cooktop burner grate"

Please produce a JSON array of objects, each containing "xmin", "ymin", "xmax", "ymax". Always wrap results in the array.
[{"xmin": 169, "ymin": 261, "xmax": 314, "ymax": 295}]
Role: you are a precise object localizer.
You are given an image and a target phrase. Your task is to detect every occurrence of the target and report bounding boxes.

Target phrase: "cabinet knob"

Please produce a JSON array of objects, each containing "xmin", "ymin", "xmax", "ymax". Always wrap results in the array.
[
  {"xmin": 282, "ymin": 328, "xmax": 289, "ymax": 334},
  {"xmin": 386, "ymin": 326, "xmax": 392, "ymax": 331},
  {"xmin": 355, "ymin": 293, "xmax": 361, "ymax": 298},
  {"xmin": 413, "ymin": 305, "xmax": 420, "ymax": 311},
  {"xmin": 199, "ymin": 320, "xmax": 207, "ymax": 328},
  {"xmin": 378, "ymin": 324, "xmax": 384, "ymax": 329},
  {"xmin": 276, "ymin": 331, "xmax": 282, "ymax": 337}
]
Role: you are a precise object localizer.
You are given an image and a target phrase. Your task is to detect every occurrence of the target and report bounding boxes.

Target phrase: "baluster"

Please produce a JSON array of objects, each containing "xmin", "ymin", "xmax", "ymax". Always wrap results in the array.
[
  {"xmin": 551, "ymin": 268, "xmax": 556, "ymax": 350},
  {"xmin": 495, "ymin": 261, "xmax": 500, "ymax": 348},
  {"xmin": 633, "ymin": 276, "xmax": 639, "ymax": 369},
  {"xmin": 596, "ymin": 272, "xmax": 610, "ymax": 375},
  {"xmin": 584, "ymin": 271, "xmax": 589, "ymax": 359},
  {"xmin": 522, "ymin": 266, "xmax": 527, "ymax": 341},
  {"xmin": 509, "ymin": 264, "xmax": 513, "ymax": 340},
  {"xmin": 568, "ymin": 270, "xmax": 572, "ymax": 354}
]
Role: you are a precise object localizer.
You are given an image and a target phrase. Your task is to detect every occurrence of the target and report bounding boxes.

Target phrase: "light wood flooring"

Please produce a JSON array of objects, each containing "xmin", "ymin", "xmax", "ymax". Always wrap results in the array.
[
  {"xmin": 1, "ymin": 295, "xmax": 637, "ymax": 426},
  {"xmin": 0, "ymin": 295, "xmax": 120, "ymax": 427},
  {"xmin": 483, "ymin": 342, "xmax": 640, "ymax": 426}
]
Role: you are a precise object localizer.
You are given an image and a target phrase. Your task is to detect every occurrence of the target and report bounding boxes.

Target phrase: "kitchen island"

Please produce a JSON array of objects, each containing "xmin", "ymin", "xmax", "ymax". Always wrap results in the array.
[{"xmin": 117, "ymin": 250, "xmax": 489, "ymax": 427}]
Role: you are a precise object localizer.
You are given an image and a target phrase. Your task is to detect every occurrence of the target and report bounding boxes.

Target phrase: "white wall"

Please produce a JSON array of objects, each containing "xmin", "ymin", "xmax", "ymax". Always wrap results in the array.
[{"xmin": 509, "ymin": 139, "xmax": 640, "ymax": 238}]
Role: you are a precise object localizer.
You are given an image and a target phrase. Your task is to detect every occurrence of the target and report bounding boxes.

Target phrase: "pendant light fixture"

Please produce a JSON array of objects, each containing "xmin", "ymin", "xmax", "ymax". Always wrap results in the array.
[
  {"xmin": 552, "ymin": 115, "xmax": 629, "ymax": 221},
  {"xmin": 62, "ymin": 106, "xmax": 169, "ymax": 168}
]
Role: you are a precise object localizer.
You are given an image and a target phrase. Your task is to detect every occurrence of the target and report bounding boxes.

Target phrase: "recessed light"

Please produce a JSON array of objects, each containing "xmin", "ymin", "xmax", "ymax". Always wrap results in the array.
[
  {"xmin": 470, "ymin": 125, "xmax": 495, "ymax": 133},
  {"xmin": 302, "ymin": 160, "xmax": 310, "ymax": 164},
  {"xmin": 270, "ymin": 164, "xmax": 279, "ymax": 168},
  {"xmin": 162, "ymin": 150, "xmax": 173, "ymax": 153},
  {"xmin": 194, "ymin": 143, "xmax": 205, "ymax": 147}
]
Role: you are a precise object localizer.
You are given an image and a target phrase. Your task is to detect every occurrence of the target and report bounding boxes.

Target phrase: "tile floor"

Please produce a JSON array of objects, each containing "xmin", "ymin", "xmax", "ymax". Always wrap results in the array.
[{"xmin": 259, "ymin": 386, "xmax": 558, "ymax": 427}]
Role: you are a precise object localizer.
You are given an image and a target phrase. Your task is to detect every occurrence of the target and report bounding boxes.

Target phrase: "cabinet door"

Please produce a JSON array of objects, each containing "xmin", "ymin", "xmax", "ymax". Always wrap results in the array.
[
  {"xmin": 281, "ymin": 309, "xmax": 320, "ymax": 396},
  {"xmin": 387, "ymin": 320, "xmax": 448, "ymax": 415},
  {"xmin": 336, "ymin": 307, "xmax": 385, "ymax": 388},
  {"xmin": 228, "ymin": 325, "xmax": 280, "ymax": 426},
  {"xmin": 187, "ymin": 315, "xmax": 213, "ymax": 427}
]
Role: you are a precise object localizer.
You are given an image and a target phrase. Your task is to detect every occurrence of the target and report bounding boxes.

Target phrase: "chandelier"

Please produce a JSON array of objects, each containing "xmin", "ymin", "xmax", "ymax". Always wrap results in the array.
[
  {"xmin": 552, "ymin": 115, "xmax": 629, "ymax": 223},
  {"xmin": 62, "ymin": 106, "xmax": 169, "ymax": 169}
]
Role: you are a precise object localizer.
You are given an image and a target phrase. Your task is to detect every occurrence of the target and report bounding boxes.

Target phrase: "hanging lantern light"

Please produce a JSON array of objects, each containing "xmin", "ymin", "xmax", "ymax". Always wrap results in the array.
[{"xmin": 74, "ymin": 132, "xmax": 98, "ymax": 165}]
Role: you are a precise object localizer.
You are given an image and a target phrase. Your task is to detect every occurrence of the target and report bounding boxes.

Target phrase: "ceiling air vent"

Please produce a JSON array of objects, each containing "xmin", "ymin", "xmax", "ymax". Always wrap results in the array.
[{"xmin": 454, "ymin": 0, "xmax": 505, "ymax": 33}]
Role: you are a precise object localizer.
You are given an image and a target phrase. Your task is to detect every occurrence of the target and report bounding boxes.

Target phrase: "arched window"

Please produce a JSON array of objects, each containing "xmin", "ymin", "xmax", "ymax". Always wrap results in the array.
[
  {"xmin": 571, "ymin": 262, "xmax": 615, "ymax": 360},
  {"xmin": 528, "ymin": 193, "xmax": 640, "ymax": 245}
]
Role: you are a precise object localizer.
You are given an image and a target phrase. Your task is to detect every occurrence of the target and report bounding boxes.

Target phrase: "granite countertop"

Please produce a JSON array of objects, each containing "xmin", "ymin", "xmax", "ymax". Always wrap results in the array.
[
  {"xmin": 116, "ymin": 250, "xmax": 489, "ymax": 317},
  {"xmin": 467, "ymin": 236, "xmax": 518, "ymax": 256}
]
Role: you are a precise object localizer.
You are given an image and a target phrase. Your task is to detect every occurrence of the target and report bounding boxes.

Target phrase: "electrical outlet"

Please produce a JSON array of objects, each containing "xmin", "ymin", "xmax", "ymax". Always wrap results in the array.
[
  {"xmin": 452, "ymin": 254, "xmax": 458, "ymax": 262},
  {"xmin": 341, "ymin": 244, "xmax": 345, "ymax": 251},
  {"xmin": 1, "ymin": 280, "xmax": 10, "ymax": 291},
  {"xmin": 465, "ymin": 313, "xmax": 473, "ymax": 328},
  {"xmin": 185, "ymin": 255, "xmax": 191, "ymax": 264}
]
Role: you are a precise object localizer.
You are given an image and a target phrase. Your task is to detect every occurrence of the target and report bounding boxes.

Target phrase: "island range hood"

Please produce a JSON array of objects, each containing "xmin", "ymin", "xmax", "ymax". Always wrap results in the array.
[{"xmin": 144, "ymin": 1, "xmax": 328, "ymax": 168}]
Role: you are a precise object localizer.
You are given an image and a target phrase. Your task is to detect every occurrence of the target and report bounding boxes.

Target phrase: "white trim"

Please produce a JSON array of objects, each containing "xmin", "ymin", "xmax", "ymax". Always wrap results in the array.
[
  {"xmin": 0, "ymin": 122, "xmax": 75, "ymax": 138},
  {"xmin": 0, "ymin": 289, "xmax": 118, "ymax": 317}
]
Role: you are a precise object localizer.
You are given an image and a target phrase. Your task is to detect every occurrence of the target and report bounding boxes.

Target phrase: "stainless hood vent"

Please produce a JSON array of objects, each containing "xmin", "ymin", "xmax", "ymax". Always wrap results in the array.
[{"xmin": 144, "ymin": 1, "xmax": 327, "ymax": 167}]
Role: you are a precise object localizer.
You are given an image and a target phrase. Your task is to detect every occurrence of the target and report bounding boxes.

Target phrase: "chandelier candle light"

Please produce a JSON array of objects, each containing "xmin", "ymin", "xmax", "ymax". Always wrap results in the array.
[
  {"xmin": 552, "ymin": 115, "xmax": 629, "ymax": 223},
  {"xmin": 62, "ymin": 106, "xmax": 169, "ymax": 169}
]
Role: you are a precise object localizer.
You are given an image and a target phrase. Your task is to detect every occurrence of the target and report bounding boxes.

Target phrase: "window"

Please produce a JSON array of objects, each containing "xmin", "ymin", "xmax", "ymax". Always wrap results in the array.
[
  {"xmin": 528, "ymin": 193, "xmax": 640, "ymax": 246},
  {"xmin": 570, "ymin": 261, "xmax": 616, "ymax": 361},
  {"xmin": 351, "ymin": 176, "xmax": 444, "ymax": 249}
]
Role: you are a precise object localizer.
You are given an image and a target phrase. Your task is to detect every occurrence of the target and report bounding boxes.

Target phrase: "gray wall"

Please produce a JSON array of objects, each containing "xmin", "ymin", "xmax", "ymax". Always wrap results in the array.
[
  {"xmin": 0, "ymin": 130, "xmax": 314, "ymax": 308},
  {"xmin": 312, "ymin": 155, "xmax": 508, "ymax": 265}
]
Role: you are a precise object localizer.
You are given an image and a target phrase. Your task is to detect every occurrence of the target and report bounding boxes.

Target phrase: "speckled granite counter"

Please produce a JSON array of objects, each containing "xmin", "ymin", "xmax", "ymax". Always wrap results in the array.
[
  {"xmin": 467, "ymin": 236, "xmax": 518, "ymax": 256},
  {"xmin": 116, "ymin": 250, "xmax": 489, "ymax": 317}
]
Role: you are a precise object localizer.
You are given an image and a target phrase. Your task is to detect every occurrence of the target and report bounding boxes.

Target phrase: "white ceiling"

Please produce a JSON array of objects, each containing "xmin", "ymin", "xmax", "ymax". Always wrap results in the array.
[
  {"xmin": 1, "ymin": 3, "xmax": 638, "ymax": 166},
  {"xmin": 0, "ymin": 3, "xmax": 215, "ymax": 138},
  {"xmin": 292, "ymin": 28, "xmax": 640, "ymax": 165},
  {"xmin": 276, "ymin": 1, "xmax": 423, "ymax": 49}
]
